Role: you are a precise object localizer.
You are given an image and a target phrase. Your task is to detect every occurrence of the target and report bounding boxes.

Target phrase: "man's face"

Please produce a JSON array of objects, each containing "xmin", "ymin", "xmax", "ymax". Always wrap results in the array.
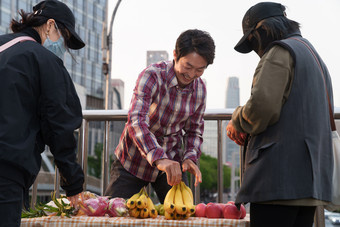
[{"xmin": 173, "ymin": 51, "xmax": 207, "ymax": 88}]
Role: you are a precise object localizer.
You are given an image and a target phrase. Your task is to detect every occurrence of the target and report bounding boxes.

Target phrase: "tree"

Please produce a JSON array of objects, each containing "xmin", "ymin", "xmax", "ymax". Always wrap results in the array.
[
  {"xmin": 199, "ymin": 153, "xmax": 231, "ymax": 191},
  {"xmin": 88, "ymin": 143, "xmax": 104, "ymax": 178}
]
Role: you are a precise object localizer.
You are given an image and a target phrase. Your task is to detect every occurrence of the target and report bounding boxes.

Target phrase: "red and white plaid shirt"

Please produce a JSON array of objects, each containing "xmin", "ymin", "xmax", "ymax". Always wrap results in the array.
[{"xmin": 115, "ymin": 61, "xmax": 206, "ymax": 182}]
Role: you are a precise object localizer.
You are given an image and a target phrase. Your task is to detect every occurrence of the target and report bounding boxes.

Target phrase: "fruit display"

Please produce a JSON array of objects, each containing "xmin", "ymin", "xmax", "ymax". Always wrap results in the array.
[
  {"xmin": 194, "ymin": 201, "xmax": 246, "ymax": 219},
  {"xmin": 22, "ymin": 191, "xmax": 129, "ymax": 218},
  {"xmin": 107, "ymin": 197, "xmax": 129, "ymax": 217},
  {"xmin": 79, "ymin": 196, "xmax": 109, "ymax": 216},
  {"xmin": 126, "ymin": 187, "xmax": 158, "ymax": 218},
  {"xmin": 163, "ymin": 181, "xmax": 195, "ymax": 220}
]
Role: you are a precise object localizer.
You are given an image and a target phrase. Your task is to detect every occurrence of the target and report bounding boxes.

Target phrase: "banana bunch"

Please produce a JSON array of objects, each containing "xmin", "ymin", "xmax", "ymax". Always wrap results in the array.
[
  {"xmin": 126, "ymin": 187, "xmax": 158, "ymax": 219},
  {"xmin": 163, "ymin": 181, "xmax": 195, "ymax": 220}
]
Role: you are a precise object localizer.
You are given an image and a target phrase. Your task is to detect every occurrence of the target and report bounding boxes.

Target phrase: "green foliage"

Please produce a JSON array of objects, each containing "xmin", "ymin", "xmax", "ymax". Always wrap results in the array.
[
  {"xmin": 199, "ymin": 153, "xmax": 231, "ymax": 191},
  {"xmin": 88, "ymin": 143, "xmax": 104, "ymax": 178}
]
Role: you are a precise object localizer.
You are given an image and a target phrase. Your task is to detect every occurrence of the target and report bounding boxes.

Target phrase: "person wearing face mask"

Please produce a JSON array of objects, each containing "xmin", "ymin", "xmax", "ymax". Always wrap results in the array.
[
  {"xmin": 0, "ymin": 1, "xmax": 85, "ymax": 226},
  {"xmin": 226, "ymin": 2, "xmax": 334, "ymax": 227},
  {"xmin": 104, "ymin": 29, "xmax": 215, "ymax": 203}
]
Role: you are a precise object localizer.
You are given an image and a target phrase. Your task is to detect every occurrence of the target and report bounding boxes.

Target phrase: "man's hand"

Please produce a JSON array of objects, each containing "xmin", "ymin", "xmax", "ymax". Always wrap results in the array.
[
  {"xmin": 226, "ymin": 120, "xmax": 247, "ymax": 146},
  {"xmin": 182, "ymin": 159, "xmax": 202, "ymax": 187},
  {"xmin": 154, "ymin": 159, "xmax": 182, "ymax": 186}
]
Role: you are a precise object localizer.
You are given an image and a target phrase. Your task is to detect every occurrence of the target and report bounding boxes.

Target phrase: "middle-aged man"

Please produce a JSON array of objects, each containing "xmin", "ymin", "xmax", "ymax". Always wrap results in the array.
[
  {"xmin": 105, "ymin": 29, "xmax": 215, "ymax": 204},
  {"xmin": 227, "ymin": 2, "xmax": 334, "ymax": 227}
]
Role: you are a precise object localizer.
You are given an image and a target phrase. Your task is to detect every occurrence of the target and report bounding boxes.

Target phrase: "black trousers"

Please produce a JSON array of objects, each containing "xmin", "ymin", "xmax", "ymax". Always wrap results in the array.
[
  {"xmin": 104, "ymin": 159, "xmax": 187, "ymax": 203},
  {"xmin": 0, "ymin": 176, "xmax": 24, "ymax": 227},
  {"xmin": 250, "ymin": 203, "xmax": 316, "ymax": 227}
]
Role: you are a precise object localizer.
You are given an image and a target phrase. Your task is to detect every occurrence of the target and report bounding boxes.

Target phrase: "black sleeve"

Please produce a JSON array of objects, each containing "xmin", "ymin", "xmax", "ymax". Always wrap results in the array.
[{"xmin": 39, "ymin": 56, "xmax": 84, "ymax": 196}]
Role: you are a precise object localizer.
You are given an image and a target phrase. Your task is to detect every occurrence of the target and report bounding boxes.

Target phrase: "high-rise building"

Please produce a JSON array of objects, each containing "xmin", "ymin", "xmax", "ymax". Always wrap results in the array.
[
  {"xmin": 224, "ymin": 77, "xmax": 240, "ymax": 165},
  {"xmin": 225, "ymin": 77, "xmax": 240, "ymax": 108},
  {"xmin": 146, "ymin": 50, "xmax": 169, "ymax": 66},
  {"xmin": 201, "ymin": 79, "xmax": 219, "ymax": 158}
]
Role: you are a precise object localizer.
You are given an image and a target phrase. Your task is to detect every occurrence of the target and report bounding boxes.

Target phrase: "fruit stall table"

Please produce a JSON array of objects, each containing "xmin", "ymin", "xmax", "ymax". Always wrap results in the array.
[{"xmin": 21, "ymin": 215, "xmax": 250, "ymax": 227}]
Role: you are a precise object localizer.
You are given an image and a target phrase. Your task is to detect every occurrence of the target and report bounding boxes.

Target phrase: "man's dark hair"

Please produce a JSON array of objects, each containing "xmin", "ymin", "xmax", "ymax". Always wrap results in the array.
[
  {"xmin": 175, "ymin": 29, "xmax": 215, "ymax": 66},
  {"xmin": 253, "ymin": 16, "xmax": 300, "ymax": 52}
]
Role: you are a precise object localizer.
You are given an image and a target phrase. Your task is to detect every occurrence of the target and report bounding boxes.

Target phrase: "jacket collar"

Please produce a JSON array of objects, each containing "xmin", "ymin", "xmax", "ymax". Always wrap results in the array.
[{"xmin": 21, "ymin": 27, "xmax": 42, "ymax": 44}]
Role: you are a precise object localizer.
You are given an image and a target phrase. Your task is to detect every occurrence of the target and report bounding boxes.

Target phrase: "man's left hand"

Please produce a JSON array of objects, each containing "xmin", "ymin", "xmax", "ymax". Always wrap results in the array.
[{"xmin": 182, "ymin": 159, "xmax": 202, "ymax": 186}]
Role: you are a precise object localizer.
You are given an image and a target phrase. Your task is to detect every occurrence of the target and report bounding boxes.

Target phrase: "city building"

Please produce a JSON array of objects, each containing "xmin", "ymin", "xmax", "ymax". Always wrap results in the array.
[
  {"xmin": 146, "ymin": 50, "xmax": 169, "ymax": 66},
  {"xmin": 111, "ymin": 79, "xmax": 124, "ymax": 110},
  {"xmin": 201, "ymin": 79, "xmax": 219, "ymax": 158},
  {"xmin": 224, "ymin": 77, "xmax": 240, "ymax": 166}
]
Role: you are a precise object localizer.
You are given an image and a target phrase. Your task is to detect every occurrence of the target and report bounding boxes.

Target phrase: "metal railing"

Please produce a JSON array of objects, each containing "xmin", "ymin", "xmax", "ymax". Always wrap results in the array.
[
  {"xmin": 77, "ymin": 108, "xmax": 234, "ymax": 204},
  {"xmin": 30, "ymin": 107, "xmax": 340, "ymax": 226}
]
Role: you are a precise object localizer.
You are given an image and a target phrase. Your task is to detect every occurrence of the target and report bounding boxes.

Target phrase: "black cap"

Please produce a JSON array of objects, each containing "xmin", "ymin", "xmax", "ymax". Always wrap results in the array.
[
  {"xmin": 234, "ymin": 2, "xmax": 285, "ymax": 53},
  {"xmin": 33, "ymin": 0, "xmax": 85, "ymax": 50}
]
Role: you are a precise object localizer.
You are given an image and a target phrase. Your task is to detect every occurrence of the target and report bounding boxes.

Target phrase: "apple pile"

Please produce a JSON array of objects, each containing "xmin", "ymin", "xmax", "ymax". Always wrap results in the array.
[{"xmin": 195, "ymin": 201, "xmax": 246, "ymax": 219}]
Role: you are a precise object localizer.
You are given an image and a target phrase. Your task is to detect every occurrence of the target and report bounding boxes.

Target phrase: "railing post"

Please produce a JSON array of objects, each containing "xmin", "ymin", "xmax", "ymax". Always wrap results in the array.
[
  {"xmin": 54, "ymin": 167, "xmax": 60, "ymax": 198},
  {"xmin": 217, "ymin": 120, "xmax": 223, "ymax": 203},
  {"xmin": 101, "ymin": 120, "xmax": 110, "ymax": 195},
  {"xmin": 194, "ymin": 160, "xmax": 200, "ymax": 204},
  {"xmin": 80, "ymin": 120, "xmax": 89, "ymax": 190},
  {"xmin": 30, "ymin": 179, "xmax": 38, "ymax": 208},
  {"xmin": 314, "ymin": 206, "xmax": 325, "ymax": 227}
]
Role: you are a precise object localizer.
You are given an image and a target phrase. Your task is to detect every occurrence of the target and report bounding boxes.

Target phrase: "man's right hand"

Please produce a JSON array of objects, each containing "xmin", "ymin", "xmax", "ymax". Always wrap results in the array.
[{"xmin": 154, "ymin": 159, "xmax": 182, "ymax": 186}]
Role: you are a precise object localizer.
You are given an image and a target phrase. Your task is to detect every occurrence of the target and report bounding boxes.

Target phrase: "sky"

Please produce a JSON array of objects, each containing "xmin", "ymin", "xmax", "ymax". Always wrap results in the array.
[{"xmin": 108, "ymin": 0, "xmax": 340, "ymax": 110}]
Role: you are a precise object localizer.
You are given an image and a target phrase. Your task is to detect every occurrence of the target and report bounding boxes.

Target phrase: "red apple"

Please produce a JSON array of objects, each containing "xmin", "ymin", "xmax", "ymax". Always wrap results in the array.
[
  {"xmin": 195, "ymin": 203, "xmax": 206, "ymax": 217},
  {"xmin": 240, "ymin": 204, "xmax": 246, "ymax": 219},
  {"xmin": 227, "ymin": 201, "xmax": 246, "ymax": 219},
  {"xmin": 216, "ymin": 203, "xmax": 227, "ymax": 211},
  {"xmin": 227, "ymin": 201, "xmax": 235, "ymax": 205},
  {"xmin": 206, "ymin": 202, "xmax": 223, "ymax": 218},
  {"xmin": 223, "ymin": 203, "xmax": 242, "ymax": 219}
]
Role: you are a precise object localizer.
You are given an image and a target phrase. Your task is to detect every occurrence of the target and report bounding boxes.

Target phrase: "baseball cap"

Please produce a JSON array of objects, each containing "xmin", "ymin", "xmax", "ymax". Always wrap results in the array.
[
  {"xmin": 234, "ymin": 2, "xmax": 286, "ymax": 53},
  {"xmin": 33, "ymin": 0, "xmax": 85, "ymax": 50}
]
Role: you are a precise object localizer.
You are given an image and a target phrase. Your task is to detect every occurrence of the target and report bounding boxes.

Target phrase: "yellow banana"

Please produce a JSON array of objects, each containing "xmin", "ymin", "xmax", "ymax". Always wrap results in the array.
[
  {"xmin": 146, "ymin": 196, "xmax": 158, "ymax": 218},
  {"xmin": 181, "ymin": 181, "xmax": 193, "ymax": 199},
  {"xmin": 129, "ymin": 208, "xmax": 141, "ymax": 218},
  {"xmin": 164, "ymin": 211, "xmax": 175, "ymax": 220},
  {"xmin": 180, "ymin": 182, "xmax": 195, "ymax": 214},
  {"xmin": 174, "ymin": 184, "xmax": 187, "ymax": 215},
  {"xmin": 174, "ymin": 212, "xmax": 183, "ymax": 220},
  {"xmin": 164, "ymin": 185, "xmax": 176, "ymax": 213},
  {"xmin": 127, "ymin": 188, "xmax": 143, "ymax": 209},
  {"xmin": 140, "ymin": 207, "xmax": 149, "ymax": 218},
  {"xmin": 136, "ymin": 193, "xmax": 148, "ymax": 209}
]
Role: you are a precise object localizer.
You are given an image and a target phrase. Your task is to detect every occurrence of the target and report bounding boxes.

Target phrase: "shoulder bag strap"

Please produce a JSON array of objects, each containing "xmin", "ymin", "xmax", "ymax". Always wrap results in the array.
[
  {"xmin": 288, "ymin": 37, "xmax": 336, "ymax": 131},
  {"xmin": 0, "ymin": 36, "xmax": 36, "ymax": 53}
]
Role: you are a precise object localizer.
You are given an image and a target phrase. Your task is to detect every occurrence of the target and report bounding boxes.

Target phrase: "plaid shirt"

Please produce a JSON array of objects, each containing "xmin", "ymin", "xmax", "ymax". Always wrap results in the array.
[{"xmin": 115, "ymin": 61, "xmax": 206, "ymax": 182}]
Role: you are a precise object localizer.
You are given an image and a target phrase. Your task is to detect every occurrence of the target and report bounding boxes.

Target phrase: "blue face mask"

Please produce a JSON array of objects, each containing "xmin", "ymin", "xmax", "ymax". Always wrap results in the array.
[{"xmin": 43, "ymin": 24, "xmax": 66, "ymax": 59}]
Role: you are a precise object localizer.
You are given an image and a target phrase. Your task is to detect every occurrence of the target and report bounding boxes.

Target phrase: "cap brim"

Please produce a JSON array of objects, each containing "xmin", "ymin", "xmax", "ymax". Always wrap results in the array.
[
  {"xmin": 65, "ymin": 26, "xmax": 85, "ymax": 50},
  {"xmin": 234, "ymin": 29, "xmax": 253, "ymax": 53}
]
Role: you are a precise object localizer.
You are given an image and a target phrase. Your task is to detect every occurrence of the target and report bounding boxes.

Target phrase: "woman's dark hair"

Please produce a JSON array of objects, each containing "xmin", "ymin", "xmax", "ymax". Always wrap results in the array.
[
  {"xmin": 175, "ymin": 29, "xmax": 215, "ymax": 66},
  {"xmin": 252, "ymin": 16, "xmax": 300, "ymax": 52},
  {"xmin": 10, "ymin": 9, "xmax": 71, "ymax": 50}
]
